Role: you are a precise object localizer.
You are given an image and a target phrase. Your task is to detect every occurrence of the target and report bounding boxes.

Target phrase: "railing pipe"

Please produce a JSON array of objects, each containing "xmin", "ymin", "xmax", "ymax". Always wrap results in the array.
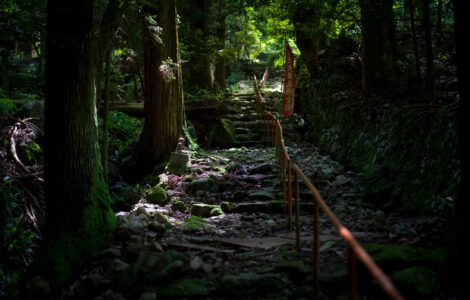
[
  {"xmin": 294, "ymin": 170, "xmax": 300, "ymax": 251},
  {"xmin": 251, "ymin": 77, "xmax": 405, "ymax": 300},
  {"xmin": 313, "ymin": 195, "xmax": 319, "ymax": 300}
]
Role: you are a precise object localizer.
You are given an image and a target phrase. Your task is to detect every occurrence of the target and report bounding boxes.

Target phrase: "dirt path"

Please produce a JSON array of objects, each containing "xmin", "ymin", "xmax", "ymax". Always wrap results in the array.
[{"xmin": 64, "ymin": 90, "xmax": 448, "ymax": 300}]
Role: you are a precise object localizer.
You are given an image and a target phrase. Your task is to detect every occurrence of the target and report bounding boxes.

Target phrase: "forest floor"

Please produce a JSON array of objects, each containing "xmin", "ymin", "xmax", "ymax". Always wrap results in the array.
[{"xmin": 56, "ymin": 85, "xmax": 450, "ymax": 300}]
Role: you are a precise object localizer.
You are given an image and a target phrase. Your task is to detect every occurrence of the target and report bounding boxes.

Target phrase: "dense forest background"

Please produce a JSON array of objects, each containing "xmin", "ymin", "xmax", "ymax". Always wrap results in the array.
[{"xmin": 1, "ymin": 0, "xmax": 467, "ymax": 298}]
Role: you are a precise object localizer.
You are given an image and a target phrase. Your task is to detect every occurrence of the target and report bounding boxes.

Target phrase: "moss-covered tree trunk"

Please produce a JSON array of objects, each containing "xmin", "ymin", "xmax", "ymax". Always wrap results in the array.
[
  {"xmin": 123, "ymin": 0, "xmax": 184, "ymax": 178},
  {"xmin": 359, "ymin": 0, "xmax": 397, "ymax": 94},
  {"xmin": 40, "ymin": 0, "xmax": 115, "ymax": 288},
  {"xmin": 102, "ymin": 47, "xmax": 112, "ymax": 181}
]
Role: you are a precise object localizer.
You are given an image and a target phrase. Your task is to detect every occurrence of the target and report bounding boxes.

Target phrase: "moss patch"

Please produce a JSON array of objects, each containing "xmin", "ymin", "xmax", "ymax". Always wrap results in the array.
[
  {"xmin": 208, "ymin": 118, "xmax": 237, "ymax": 147},
  {"xmin": 392, "ymin": 266, "xmax": 440, "ymax": 298},
  {"xmin": 147, "ymin": 185, "xmax": 168, "ymax": 205},
  {"xmin": 181, "ymin": 216, "xmax": 212, "ymax": 230}
]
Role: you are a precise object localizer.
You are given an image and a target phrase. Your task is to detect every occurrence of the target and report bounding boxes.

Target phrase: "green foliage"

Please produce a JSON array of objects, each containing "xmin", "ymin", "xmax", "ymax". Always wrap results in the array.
[
  {"xmin": 298, "ymin": 70, "xmax": 459, "ymax": 213},
  {"xmin": 107, "ymin": 110, "xmax": 142, "ymax": 157},
  {"xmin": 110, "ymin": 183, "xmax": 142, "ymax": 211},
  {"xmin": 0, "ymin": 179, "xmax": 37, "ymax": 298},
  {"xmin": 23, "ymin": 141, "xmax": 43, "ymax": 165},
  {"xmin": 0, "ymin": 96, "xmax": 16, "ymax": 115}
]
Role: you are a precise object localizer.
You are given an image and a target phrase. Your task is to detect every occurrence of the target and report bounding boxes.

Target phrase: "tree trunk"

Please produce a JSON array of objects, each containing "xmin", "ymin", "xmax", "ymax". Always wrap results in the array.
[
  {"xmin": 131, "ymin": 63, "xmax": 140, "ymax": 102},
  {"xmin": 436, "ymin": 0, "xmax": 443, "ymax": 36},
  {"xmin": 122, "ymin": 0, "xmax": 184, "ymax": 179},
  {"xmin": 214, "ymin": 0, "xmax": 226, "ymax": 90},
  {"xmin": 186, "ymin": 0, "xmax": 213, "ymax": 92},
  {"xmin": 36, "ymin": 32, "xmax": 46, "ymax": 78},
  {"xmin": 94, "ymin": 0, "xmax": 125, "ymax": 111},
  {"xmin": 1, "ymin": 50, "xmax": 10, "ymax": 97},
  {"xmin": 359, "ymin": 0, "xmax": 397, "ymax": 94},
  {"xmin": 39, "ymin": 0, "xmax": 115, "ymax": 288},
  {"xmin": 102, "ymin": 47, "xmax": 111, "ymax": 181},
  {"xmin": 446, "ymin": 1, "xmax": 469, "ymax": 296},
  {"xmin": 407, "ymin": 0, "xmax": 422, "ymax": 85},
  {"xmin": 422, "ymin": 0, "xmax": 437, "ymax": 101},
  {"xmin": 291, "ymin": 6, "xmax": 320, "ymax": 78}
]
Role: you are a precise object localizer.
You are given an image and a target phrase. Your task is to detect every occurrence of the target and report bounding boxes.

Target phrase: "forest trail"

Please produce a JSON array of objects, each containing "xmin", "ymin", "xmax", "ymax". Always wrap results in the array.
[{"xmin": 67, "ymin": 89, "xmax": 446, "ymax": 299}]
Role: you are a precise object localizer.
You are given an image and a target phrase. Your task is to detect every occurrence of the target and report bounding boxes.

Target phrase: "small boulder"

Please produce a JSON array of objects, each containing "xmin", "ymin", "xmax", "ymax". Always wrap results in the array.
[
  {"xmin": 392, "ymin": 267, "xmax": 441, "ymax": 299},
  {"xmin": 191, "ymin": 203, "xmax": 220, "ymax": 218},
  {"xmin": 221, "ymin": 201, "xmax": 231, "ymax": 213},
  {"xmin": 185, "ymin": 177, "xmax": 217, "ymax": 194},
  {"xmin": 147, "ymin": 185, "xmax": 168, "ymax": 205},
  {"xmin": 171, "ymin": 200, "xmax": 187, "ymax": 213}
]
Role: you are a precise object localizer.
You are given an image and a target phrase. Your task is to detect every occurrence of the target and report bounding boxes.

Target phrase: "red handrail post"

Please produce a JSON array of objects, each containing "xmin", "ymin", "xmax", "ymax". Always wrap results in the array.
[
  {"xmin": 295, "ymin": 169, "xmax": 300, "ymax": 251},
  {"xmin": 348, "ymin": 245, "xmax": 358, "ymax": 300},
  {"xmin": 288, "ymin": 159, "xmax": 292, "ymax": 230},
  {"xmin": 282, "ymin": 152, "xmax": 287, "ymax": 214},
  {"xmin": 313, "ymin": 196, "xmax": 319, "ymax": 300}
]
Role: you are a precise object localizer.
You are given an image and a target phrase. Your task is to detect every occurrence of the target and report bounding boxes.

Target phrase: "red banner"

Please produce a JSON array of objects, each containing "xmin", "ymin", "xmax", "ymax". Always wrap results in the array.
[{"xmin": 282, "ymin": 41, "xmax": 296, "ymax": 116}]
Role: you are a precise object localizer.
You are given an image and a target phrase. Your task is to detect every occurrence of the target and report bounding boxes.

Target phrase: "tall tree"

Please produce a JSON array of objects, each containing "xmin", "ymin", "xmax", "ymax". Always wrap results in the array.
[
  {"xmin": 38, "ymin": 0, "xmax": 115, "ymax": 288},
  {"xmin": 214, "ymin": 0, "xmax": 226, "ymax": 89},
  {"xmin": 183, "ymin": 0, "xmax": 214, "ymax": 92},
  {"xmin": 290, "ymin": 2, "xmax": 321, "ymax": 78},
  {"xmin": 122, "ymin": 0, "xmax": 184, "ymax": 179},
  {"xmin": 359, "ymin": 0, "xmax": 397, "ymax": 94},
  {"xmin": 421, "ymin": 0, "xmax": 437, "ymax": 101},
  {"xmin": 405, "ymin": 0, "xmax": 422, "ymax": 85},
  {"xmin": 446, "ymin": 0, "xmax": 469, "ymax": 296}
]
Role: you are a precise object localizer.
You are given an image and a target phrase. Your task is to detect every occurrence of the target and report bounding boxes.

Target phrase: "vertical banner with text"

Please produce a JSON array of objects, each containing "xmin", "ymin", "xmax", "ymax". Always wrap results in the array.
[{"xmin": 282, "ymin": 40, "xmax": 296, "ymax": 116}]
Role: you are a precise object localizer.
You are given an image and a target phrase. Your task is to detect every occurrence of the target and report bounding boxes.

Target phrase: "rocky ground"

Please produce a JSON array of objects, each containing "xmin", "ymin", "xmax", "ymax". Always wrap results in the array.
[{"xmin": 39, "ymin": 83, "xmax": 448, "ymax": 300}]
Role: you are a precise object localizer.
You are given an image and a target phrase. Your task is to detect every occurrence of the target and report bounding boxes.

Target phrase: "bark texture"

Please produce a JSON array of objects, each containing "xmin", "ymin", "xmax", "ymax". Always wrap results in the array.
[
  {"xmin": 39, "ymin": 0, "xmax": 115, "ymax": 288},
  {"xmin": 422, "ymin": 0, "xmax": 437, "ymax": 101},
  {"xmin": 292, "ymin": 6, "xmax": 320, "ymax": 78},
  {"xmin": 359, "ymin": 0, "xmax": 397, "ymax": 94},
  {"xmin": 214, "ymin": 0, "xmax": 226, "ymax": 89},
  {"xmin": 122, "ymin": 0, "xmax": 184, "ymax": 179}
]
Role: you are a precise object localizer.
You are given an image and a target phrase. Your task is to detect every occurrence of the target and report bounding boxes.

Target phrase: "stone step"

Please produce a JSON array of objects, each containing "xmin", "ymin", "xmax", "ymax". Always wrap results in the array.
[
  {"xmin": 232, "ymin": 120, "xmax": 260, "ymax": 128},
  {"xmin": 237, "ymin": 140, "xmax": 267, "ymax": 147},
  {"xmin": 231, "ymin": 200, "xmax": 316, "ymax": 214},
  {"xmin": 223, "ymin": 113, "xmax": 259, "ymax": 122}
]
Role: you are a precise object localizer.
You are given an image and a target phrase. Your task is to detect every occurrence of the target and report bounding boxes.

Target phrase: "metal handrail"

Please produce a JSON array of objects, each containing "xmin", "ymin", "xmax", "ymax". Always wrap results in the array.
[{"xmin": 251, "ymin": 76, "xmax": 405, "ymax": 300}]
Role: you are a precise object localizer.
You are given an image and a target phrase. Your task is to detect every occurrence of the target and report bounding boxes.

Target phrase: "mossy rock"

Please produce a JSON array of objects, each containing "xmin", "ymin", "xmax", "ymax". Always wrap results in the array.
[
  {"xmin": 362, "ymin": 243, "xmax": 444, "ymax": 272},
  {"xmin": 155, "ymin": 278, "xmax": 208, "ymax": 297},
  {"xmin": 362, "ymin": 243, "xmax": 416, "ymax": 272},
  {"xmin": 147, "ymin": 185, "xmax": 168, "ymax": 205},
  {"xmin": 208, "ymin": 118, "xmax": 237, "ymax": 147},
  {"xmin": 210, "ymin": 207, "xmax": 224, "ymax": 216},
  {"xmin": 221, "ymin": 201, "xmax": 232, "ymax": 213},
  {"xmin": 181, "ymin": 216, "xmax": 212, "ymax": 230},
  {"xmin": 191, "ymin": 203, "xmax": 220, "ymax": 218},
  {"xmin": 171, "ymin": 200, "xmax": 187, "ymax": 213},
  {"xmin": 149, "ymin": 211, "xmax": 173, "ymax": 229},
  {"xmin": 318, "ymin": 264, "xmax": 348, "ymax": 290},
  {"xmin": 271, "ymin": 261, "xmax": 311, "ymax": 281},
  {"xmin": 216, "ymin": 272, "xmax": 291, "ymax": 297},
  {"xmin": 270, "ymin": 200, "xmax": 284, "ymax": 213},
  {"xmin": 185, "ymin": 177, "xmax": 217, "ymax": 194},
  {"xmin": 392, "ymin": 267, "xmax": 440, "ymax": 299}
]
